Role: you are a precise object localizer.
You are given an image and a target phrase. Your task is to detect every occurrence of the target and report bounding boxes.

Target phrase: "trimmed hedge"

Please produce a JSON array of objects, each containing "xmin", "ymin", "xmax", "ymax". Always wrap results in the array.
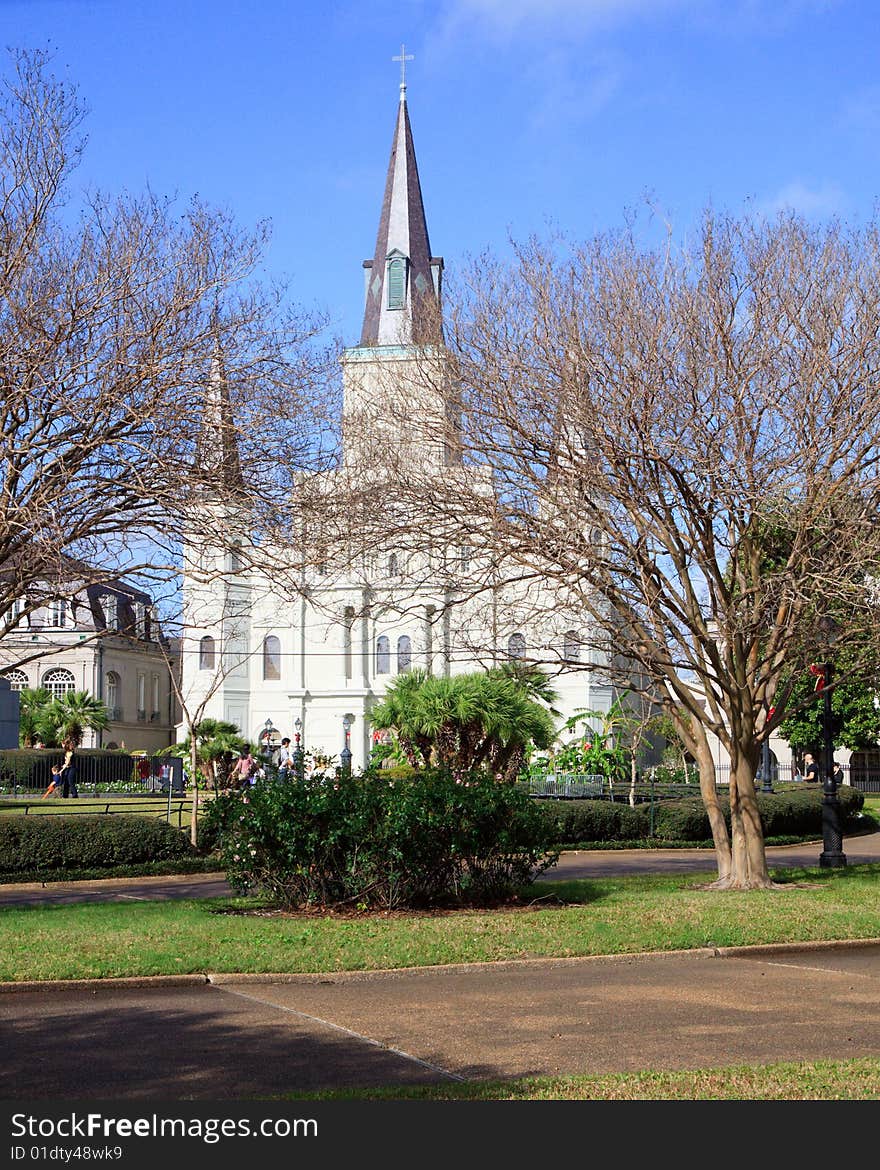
[
  {"xmin": 535, "ymin": 785, "xmax": 865, "ymax": 845},
  {"xmin": 0, "ymin": 815, "xmax": 198, "ymax": 875}
]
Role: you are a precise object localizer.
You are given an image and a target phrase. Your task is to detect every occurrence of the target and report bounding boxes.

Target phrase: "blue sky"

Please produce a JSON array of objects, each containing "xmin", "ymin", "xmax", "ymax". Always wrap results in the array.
[{"xmin": 4, "ymin": 0, "xmax": 879, "ymax": 346}]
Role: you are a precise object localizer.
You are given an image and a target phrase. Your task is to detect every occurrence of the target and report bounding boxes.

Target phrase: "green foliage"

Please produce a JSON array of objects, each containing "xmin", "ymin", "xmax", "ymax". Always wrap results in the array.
[
  {"xmin": 0, "ymin": 815, "xmax": 198, "ymax": 874},
  {"xmin": 16, "ymin": 687, "xmax": 109, "ymax": 748},
  {"xmin": 778, "ymin": 653, "xmax": 880, "ymax": 755},
  {"xmin": 202, "ymin": 767, "xmax": 559, "ymax": 909},
  {"xmin": 532, "ymin": 786, "xmax": 865, "ymax": 845},
  {"xmin": 535, "ymin": 798, "xmax": 649, "ymax": 843},
  {"xmin": 164, "ymin": 718, "xmax": 246, "ymax": 789},
  {"xmin": 370, "ymin": 667, "xmax": 558, "ymax": 781}
]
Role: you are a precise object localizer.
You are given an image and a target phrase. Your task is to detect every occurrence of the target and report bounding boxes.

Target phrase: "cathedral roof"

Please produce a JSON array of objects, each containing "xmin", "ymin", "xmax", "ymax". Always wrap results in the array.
[{"xmin": 359, "ymin": 87, "xmax": 443, "ymax": 346}]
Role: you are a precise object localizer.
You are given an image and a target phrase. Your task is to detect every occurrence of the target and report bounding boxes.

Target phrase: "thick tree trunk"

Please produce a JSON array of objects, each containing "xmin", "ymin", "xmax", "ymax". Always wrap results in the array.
[
  {"xmin": 694, "ymin": 738, "xmax": 731, "ymax": 885},
  {"xmin": 717, "ymin": 755, "xmax": 774, "ymax": 889}
]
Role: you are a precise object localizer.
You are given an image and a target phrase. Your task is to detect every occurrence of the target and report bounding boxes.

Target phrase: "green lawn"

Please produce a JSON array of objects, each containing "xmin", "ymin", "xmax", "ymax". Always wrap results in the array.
[{"xmin": 2, "ymin": 866, "xmax": 878, "ymax": 983}]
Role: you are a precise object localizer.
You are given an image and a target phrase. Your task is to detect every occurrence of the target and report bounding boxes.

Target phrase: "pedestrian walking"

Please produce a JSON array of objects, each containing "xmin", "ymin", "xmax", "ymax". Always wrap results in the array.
[
  {"xmin": 802, "ymin": 752, "xmax": 819, "ymax": 784},
  {"xmin": 41, "ymin": 764, "xmax": 63, "ymax": 799},
  {"xmin": 60, "ymin": 740, "xmax": 79, "ymax": 798}
]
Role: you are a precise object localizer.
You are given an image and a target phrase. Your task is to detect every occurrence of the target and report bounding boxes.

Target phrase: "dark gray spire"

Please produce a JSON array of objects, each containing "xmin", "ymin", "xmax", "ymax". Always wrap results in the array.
[{"xmin": 359, "ymin": 92, "xmax": 443, "ymax": 346}]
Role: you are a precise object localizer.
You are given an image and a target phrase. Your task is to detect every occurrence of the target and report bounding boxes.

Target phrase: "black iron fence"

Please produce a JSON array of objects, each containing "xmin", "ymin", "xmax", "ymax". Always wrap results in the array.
[{"xmin": 0, "ymin": 750, "xmax": 184, "ymax": 797}]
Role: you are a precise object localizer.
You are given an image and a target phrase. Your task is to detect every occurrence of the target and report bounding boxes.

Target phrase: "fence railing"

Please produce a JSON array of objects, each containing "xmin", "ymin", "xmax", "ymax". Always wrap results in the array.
[
  {"xmin": 0, "ymin": 799, "xmax": 187, "ymax": 829},
  {"xmin": 0, "ymin": 752, "xmax": 184, "ymax": 797}
]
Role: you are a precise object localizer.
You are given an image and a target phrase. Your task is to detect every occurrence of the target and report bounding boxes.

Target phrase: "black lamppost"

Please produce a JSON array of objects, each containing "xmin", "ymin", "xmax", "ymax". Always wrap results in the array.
[
  {"xmin": 293, "ymin": 717, "xmax": 304, "ymax": 782},
  {"xmin": 759, "ymin": 708, "xmax": 775, "ymax": 794},
  {"xmin": 817, "ymin": 616, "xmax": 847, "ymax": 869},
  {"xmin": 260, "ymin": 718, "xmax": 276, "ymax": 765},
  {"xmin": 340, "ymin": 715, "xmax": 353, "ymax": 778}
]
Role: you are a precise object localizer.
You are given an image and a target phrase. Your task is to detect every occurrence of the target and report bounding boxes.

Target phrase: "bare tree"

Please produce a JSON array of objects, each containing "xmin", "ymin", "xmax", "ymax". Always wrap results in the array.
[
  {"xmin": 367, "ymin": 210, "xmax": 880, "ymax": 889},
  {"xmin": 0, "ymin": 48, "xmax": 336, "ymax": 659}
]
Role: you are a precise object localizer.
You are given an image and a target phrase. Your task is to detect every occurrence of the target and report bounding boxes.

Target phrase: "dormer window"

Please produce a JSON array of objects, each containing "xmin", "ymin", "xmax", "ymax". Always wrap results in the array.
[{"xmin": 387, "ymin": 255, "xmax": 407, "ymax": 310}]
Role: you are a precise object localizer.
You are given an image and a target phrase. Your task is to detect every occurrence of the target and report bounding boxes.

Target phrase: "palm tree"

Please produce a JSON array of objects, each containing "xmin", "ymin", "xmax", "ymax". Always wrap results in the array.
[
  {"xmin": 45, "ymin": 690, "xmax": 110, "ymax": 747},
  {"xmin": 165, "ymin": 718, "xmax": 246, "ymax": 790},
  {"xmin": 17, "ymin": 687, "xmax": 54, "ymax": 747},
  {"xmin": 371, "ymin": 667, "xmax": 559, "ymax": 780}
]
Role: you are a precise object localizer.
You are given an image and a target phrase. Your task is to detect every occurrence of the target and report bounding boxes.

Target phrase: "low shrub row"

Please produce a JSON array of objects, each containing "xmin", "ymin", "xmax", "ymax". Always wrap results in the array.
[
  {"xmin": 0, "ymin": 815, "xmax": 198, "ymax": 874},
  {"xmin": 202, "ymin": 767, "xmax": 559, "ymax": 909},
  {"xmin": 536, "ymin": 785, "xmax": 865, "ymax": 845}
]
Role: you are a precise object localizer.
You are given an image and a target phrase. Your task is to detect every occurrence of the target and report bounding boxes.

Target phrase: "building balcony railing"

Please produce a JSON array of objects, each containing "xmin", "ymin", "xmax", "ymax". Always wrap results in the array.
[
  {"xmin": 136, "ymin": 709, "xmax": 146, "ymax": 722},
  {"xmin": 149, "ymin": 711, "xmax": 161, "ymax": 722},
  {"xmin": 107, "ymin": 707, "xmax": 123, "ymax": 721}
]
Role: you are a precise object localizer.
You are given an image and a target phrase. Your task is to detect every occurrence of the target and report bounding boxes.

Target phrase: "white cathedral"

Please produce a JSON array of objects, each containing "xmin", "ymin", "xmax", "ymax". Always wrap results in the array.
[{"xmin": 179, "ymin": 79, "xmax": 616, "ymax": 772}]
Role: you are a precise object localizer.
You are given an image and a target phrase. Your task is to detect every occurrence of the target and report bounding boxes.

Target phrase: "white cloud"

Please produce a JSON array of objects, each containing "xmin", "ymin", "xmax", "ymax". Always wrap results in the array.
[
  {"xmin": 758, "ymin": 180, "xmax": 845, "ymax": 219},
  {"xmin": 443, "ymin": 0, "xmax": 681, "ymax": 40}
]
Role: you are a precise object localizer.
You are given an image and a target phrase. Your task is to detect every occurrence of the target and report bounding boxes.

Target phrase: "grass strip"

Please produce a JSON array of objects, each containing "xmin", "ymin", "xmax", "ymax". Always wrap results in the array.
[
  {"xmin": 1, "ymin": 865, "xmax": 878, "ymax": 983},
  {"xmin": 287, "ymin": 1057, "xmax": 880, "ymax": 1100}
]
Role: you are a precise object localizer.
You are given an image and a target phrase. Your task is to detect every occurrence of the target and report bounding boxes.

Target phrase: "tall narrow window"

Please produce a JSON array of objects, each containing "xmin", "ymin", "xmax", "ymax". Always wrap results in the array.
[
  {"xmin": 563, "ymin": 631, "xmax": 581, "ymax": 662},
  {"xmin": 376, "ymin": 635, "xmax": 390, "ymax": 675},
  {"xmin": 507, "ymin": 632, "xmax": 526, "ymax": 661},
  {"xmin": 49, "ymin": 599, "xmax": 68, "ymax": 629},
  {"xmin": 263, "ymin": 635, "xmax": 281, "ymax": 680},
  {"xmin": 137, "ymin": 673, "xmax": 146, "ymax": 719},
  {"xmin": 151, "ymin": 673, "xmax": 160, "ymax": 718},
  {"xmin": 343, "ymin": 607, "xmax": 354, "ymax": 681},
  {"xmin": 387, "ymin": 257, "xmax": 406, "ymax": 309},
  {"xmin": 101, "ymin": 595, "xmax": 117, "ymax": 632},
  {"xmin": 388, "ymin": 552, "xmax": 400, "ymax": 577},
  {"xmin": 199, "ymin": 635, "xmax": 216, "ymax": 670},
  {"xmin": 460, "ymin": 545, "xmax": 471, "ymax": 572},
  {"xmin": 105, "ymin": 672, "xmax": 119, "ymax": 715},
  {"xmin": 397, "ymin": 635, "xmax": 412, "ymax": 674}
]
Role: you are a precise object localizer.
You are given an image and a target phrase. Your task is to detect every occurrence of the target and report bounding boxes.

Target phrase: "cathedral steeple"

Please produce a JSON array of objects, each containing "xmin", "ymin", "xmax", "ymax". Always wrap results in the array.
[
  {"xmin": 359, "ymin": 83, "xmax": 443, "ymax": 347},
  {"xmin": 195, "ymin": 318, "xmax": 243, "ymax": 492}
]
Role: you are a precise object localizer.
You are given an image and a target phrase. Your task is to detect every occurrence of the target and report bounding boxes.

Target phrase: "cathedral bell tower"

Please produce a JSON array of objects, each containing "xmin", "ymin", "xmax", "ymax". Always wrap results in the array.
[{"xmin": 341, "ymin": 69, "xmax": 457, "ymax": 475}]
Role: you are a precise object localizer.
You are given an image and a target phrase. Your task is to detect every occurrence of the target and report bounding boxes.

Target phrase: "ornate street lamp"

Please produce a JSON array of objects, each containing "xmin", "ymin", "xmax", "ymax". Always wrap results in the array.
[
  {"xmin": 341, "ymin": 715, "xmax": 353, "ymax": 778},
  {"xmin": 260, "ymin": 718, "xmax": 276, "ymax": 763},
  {"xmin": 293, "ymin": 717, "xmax": 304, "ymax": 782},
  {"xmin": 816, "ymin": 615, "xmax": 847, "ymax": 869}
]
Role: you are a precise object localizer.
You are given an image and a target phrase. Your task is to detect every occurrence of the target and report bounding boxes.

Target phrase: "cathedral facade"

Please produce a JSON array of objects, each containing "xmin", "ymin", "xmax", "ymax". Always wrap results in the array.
[{"xmin": 179, "ymin": 84, "xmax": 615, "ymax": 771}]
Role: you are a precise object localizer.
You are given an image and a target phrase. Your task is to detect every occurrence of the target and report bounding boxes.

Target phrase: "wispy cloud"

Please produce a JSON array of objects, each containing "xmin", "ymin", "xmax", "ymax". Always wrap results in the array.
[
  {"xmin": 758, "ymin": 180, "xmax": 845, "ymax": 219},
  {"xmin": 524, "ymin": 47, "xmax": 623, "ymax": 132}
]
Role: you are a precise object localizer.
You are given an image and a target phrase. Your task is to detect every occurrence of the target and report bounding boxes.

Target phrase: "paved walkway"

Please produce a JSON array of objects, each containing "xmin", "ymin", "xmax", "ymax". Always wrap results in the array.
[{"xmin": 2, "ymin": 942, "xmax": 880, "ymax": 1099}]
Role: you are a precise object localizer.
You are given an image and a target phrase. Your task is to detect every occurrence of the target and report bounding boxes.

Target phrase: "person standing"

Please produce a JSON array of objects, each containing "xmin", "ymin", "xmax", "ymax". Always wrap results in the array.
[
  {"xmin": 60, "ymin": 740, "xmax": 79, "ymax": 798},
  {"xmin": 276, "ymin": 737, "xmax": 295, "ymax": 781},
  {"xmin": 832, "ymin": 760, "xmax": 845, "ymax": 786},
  {"xmin": 802, "ymin": 752, "xmax": 819, "ymax": 784}
]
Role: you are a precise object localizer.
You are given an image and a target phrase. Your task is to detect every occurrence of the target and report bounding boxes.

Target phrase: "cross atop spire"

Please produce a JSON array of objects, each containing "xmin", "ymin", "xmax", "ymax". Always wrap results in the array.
[{"xmin": 392, "ymin": 44, "xmax": 414, "ymax": 100}]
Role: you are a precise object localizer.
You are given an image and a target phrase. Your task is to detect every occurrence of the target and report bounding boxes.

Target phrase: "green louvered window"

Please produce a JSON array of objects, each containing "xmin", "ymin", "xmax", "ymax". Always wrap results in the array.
[{"xmin": 387, "ymin": 258, "xmax": 406, "ymax": 309}]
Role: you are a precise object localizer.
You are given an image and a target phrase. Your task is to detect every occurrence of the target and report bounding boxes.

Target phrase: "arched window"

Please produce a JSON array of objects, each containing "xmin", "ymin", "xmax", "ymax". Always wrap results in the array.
[
  {"xmin": 388, "ymin": 552, "xmax": 400, "ymax": 577},
  {"xmin": 263, "ymin": 635, "xmax": 281, "ymax": 680},
  {"xmin": 507, "ymin": 633, "xmax": 526, "ymax": 661},
  {"xmin": 42, "ymin": 668, "xmax": 75, "ymax": 699},
  {"xmin": 563, "ymin": 631, "xmax": 581, "ymax": 662},
  {"xmin": 397, "ymin": 634, "xmax": 412, "ymax": 673},
  {"xmin": 199, "ymin": 635, "xmax": 216, "ymax": 670},
  {"xmin": 105, "ymin": 671, "xmax": 120, "ymax": 714},
  {"xmin": 375, "ymin": 635, "xmax": 390, "ymax": 675},
  {"xmin": 387, "ymin": 257, "xmax": 406, "ymax": 309},
  {"xmin": 3, "ymin": 669, "xmax": 28, "ymax": 691}
]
